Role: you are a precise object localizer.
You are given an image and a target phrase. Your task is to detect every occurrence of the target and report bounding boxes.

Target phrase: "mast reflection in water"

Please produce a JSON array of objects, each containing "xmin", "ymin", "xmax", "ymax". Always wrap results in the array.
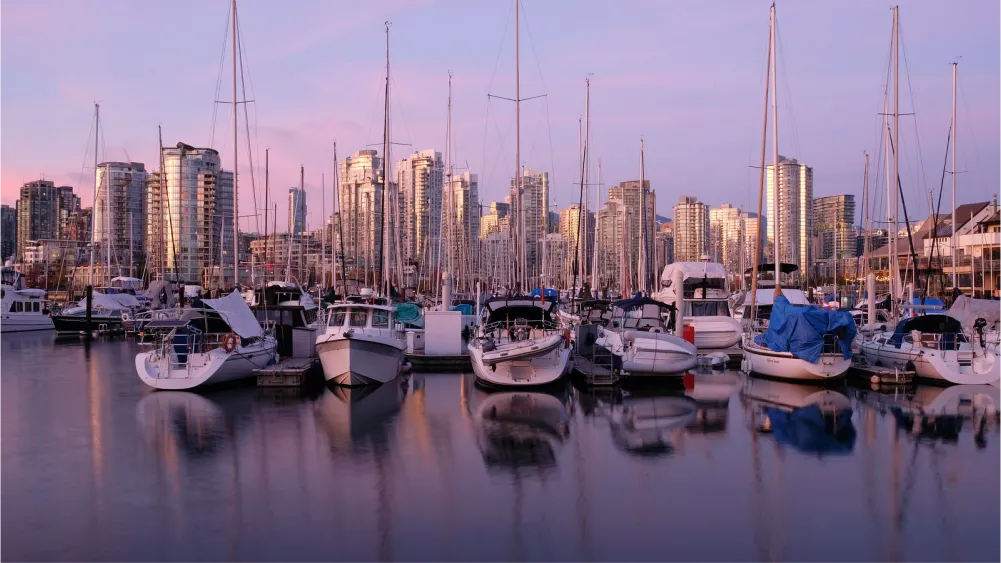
[{"xmin": 1, "ymin": 331, "xmax": 998, "ymax": 561}]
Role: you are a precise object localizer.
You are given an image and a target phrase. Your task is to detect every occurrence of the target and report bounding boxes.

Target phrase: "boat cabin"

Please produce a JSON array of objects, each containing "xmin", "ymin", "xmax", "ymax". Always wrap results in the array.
[{"xmin": 608, "ymin": 298, "xmax": 674, "ymax": 331}]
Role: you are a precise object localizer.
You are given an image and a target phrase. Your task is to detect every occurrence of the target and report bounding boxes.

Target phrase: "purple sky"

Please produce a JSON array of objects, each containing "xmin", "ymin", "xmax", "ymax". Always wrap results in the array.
[{"xmin": 2, "ymin": 0, "xmax": 998, "ymax": 233}]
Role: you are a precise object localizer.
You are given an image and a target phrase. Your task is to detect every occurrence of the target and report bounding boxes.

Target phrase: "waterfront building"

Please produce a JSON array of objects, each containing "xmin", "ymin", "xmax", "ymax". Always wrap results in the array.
[
  {"xmin": 15, "ymin": 180, "xmax": 81, "ymax": 260},
  {"xmin": 1, "ymin": 205, "xmax": 16, "ymax": 261},
  {"xmin": 559, "ymin": 204, "xmax": 595, "ymax": 282},
  {"xmin": 709, "ymin": 203, "xmax": 742, "ymax": 275},
  {"xmin": 509, "ymin": 169, "xmax": 551, "ymax": 285},
  {"xmin": 765, "ymin": 155, "xmax": 813, "ymax": 273},
  {"xmin": 446, "ymin": 171, "xmax": 479, "ymax": 288},
  {"xmin": 146, "ymin": 143, "xmax": 233, "ymax": 285},
  {"xmin": 397, "ymin": 150, "xmax": 443, "ymax": 267},
  {"xmin": 673, "ymin": 196, "xmax": 709, "ymax": 263},
  {"xmin": 479, "ymin": 201, "xmax": 510, "ymax": 239},
  {"xmin": 339, "ymin": 149, "xmax": 396, "ymax": 285},
  {"xmin": 94, "ymin": 162, "xmax": 147, "ymax": 277},
  {"xmin": 288, "ymin": 187, "xmax": 307, "ymax": 234}
]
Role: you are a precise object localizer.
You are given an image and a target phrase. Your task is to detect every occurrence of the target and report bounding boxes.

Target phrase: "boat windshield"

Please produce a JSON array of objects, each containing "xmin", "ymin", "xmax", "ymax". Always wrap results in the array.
[
  {"xmin": 328, "ymin": 309, "xmax": 347, "ymax": 327},
  {"xmin": 686, "ymin": 300, "xmax": 730, "ymax": 317}
]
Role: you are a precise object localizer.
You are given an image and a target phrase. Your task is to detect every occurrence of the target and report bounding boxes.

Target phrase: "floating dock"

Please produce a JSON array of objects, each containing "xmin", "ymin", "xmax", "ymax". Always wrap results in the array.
[
  {"xmin": 850, "ymin": 358, "xmax": 914, "ymax": 386},
  {"xmin": 405, "ymin": 351, "xmax": 472, "ymax": 372},
  {"xmin": 572, "ymin": 356, "xmax": 621, "ymax": 386},
  {"xmin": 254, "ymin": 357, "xmax": 317, "ymax": 387}
]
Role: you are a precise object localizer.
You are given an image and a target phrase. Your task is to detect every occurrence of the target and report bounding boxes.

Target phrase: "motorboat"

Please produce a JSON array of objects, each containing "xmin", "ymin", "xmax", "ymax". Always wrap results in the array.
[
  {"xmin": 654, "ymin": 262, "xmax": 742, "ymax": 350},
  {"xmin": 741, "ymin": 288, "xmax": 855, "ymax": 382},
  {"xmin": 593, "ymin": 297, "xmax": 698, "ymax": 377},
  {"xmin": 860, "ymin": 314, "xmax": 999, "ymax": 385},
  {"xmin": 473, "ymin": 391, "xmax": 570, "ymax": 469},
  {"xmin": 134, "ymin": 291, "xmax": 278, "ymax": 390},
  {"xmin": 0, "ymin": 268, "xmax": 53, "ymax": 333},
  {"xmin": 51, "ymin": 290, "xmax": 138, "ymax": 335},
  {"xmin": 469, "ymin": 296, "xmax": 572, "ymax": 388},
  {"xmin": 245, "ymin": 281, "xmax": 322, "ymax": 358},
  {"xmin": 315, "ymin": 301, "xmax": 407, "ymax": 386},
  {"xmin": 741, "ymin": 377, "xmax": 856, "ymax": 456}
]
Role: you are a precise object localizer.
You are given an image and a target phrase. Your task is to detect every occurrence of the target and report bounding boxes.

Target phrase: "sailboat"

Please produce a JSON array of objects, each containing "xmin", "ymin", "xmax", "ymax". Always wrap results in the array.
[
  {"xmin": 858, "ymin": 8, "xmax": 998, "ymax": 386},
  {"xmin": 740, "ymin": 3, "xmax": 854, "ymax": 382},
  {"xmin": 134, "ymin": 0, "xmax": 277, "ymax": 389},
  {"xmin": 469, "ymin": 0, "xmax": 571, "ymax": 388}
]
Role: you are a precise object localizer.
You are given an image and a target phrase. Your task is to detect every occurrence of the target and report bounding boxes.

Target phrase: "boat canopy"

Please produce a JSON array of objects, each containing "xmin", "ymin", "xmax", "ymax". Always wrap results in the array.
[
  {"xmin": 661, "ymin": 262, "xmax": 727, "ymax": 284},
  {"xmin": 528, "ymin": 287, "xmax": 559, "ymax": 300},
  {"xmin": 753, "ymin": 294, "xmax": 856, "ymax": 362},
  {"xmin": 612, "ymin": 297, "xmax": 672, "ymax": 311},
  {"xmin": 201, "ymin": 290, "xmax": 263, "ymax": 339},
  {"xmin": 894, "ymin": 314, "xmax": 964, "ymax": 335},
  {"xmin": 946, "ymin": 296, "xmax": 1000, "ymax": 330},
  {"xmin": 483, "ymin": 296, "xmax": 554, "ymax": 326},
  {"xmin": 484, "ymin": 296, "xmax": 554, "ymax": 313},
  {"xmin": 394, "ymin": 302, "xmax": 424, "ymax": 328},
  {"xmin": 80, "ymin": 291, "xmax": 136, "ymax": 311}
]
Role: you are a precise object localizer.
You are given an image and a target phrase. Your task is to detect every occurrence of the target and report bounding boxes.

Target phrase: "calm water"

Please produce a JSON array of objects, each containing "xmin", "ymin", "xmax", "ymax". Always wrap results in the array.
[{"xmin": 2, "ymin": 331, "xmax": 999, "ymax": 562}]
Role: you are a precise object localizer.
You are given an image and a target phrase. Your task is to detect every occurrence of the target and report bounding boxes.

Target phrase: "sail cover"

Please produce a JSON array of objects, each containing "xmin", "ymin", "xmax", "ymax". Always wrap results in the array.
[
  {"xmin": 201, "ymin": 290, "xmax": 263, "ymax": 339},
  {"xmin": 754, "ymin": 294, "xmax": 856, "ymax": 362},
  {"xmin": 947, "ymin": 295, "xmax": 1000, "ymax": 330}
]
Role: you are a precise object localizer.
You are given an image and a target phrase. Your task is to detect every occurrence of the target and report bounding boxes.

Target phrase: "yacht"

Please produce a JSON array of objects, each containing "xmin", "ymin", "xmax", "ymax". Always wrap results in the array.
[
  {"xmin": 134, "ymin": 291, "xmax": 278, "ymax": 390},
  {"xmin": 245, "ymin": 281, "xmax": 322, "ymax": 358},
  {"xmin": 0, "ymin": 269, "xmax": 53, "ymax": 333},
  {"xmin": 594, "ymin": 297, "xmax": 697, "ymax": 377},
  {"xmin": 315, "ymin": 300, "xmax": 407, "ymax": 386},
  {"xmin": 654, "ymin": 261, "xmax": 741, "ymax": 349},
  {"xmin": 468, "ymin": 296, "xmax": 572, "ymax": 388},
  {"xmin": 860, "ymin": 314, "xmax": 999, "ymax": 385},
  {"xmin": 51, "ymin": 290, "xmax": 137, "ymax": 335}
]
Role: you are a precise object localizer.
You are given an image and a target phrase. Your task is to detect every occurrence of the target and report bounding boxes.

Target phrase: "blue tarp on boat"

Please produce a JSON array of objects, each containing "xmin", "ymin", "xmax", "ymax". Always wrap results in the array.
[
  {"xmin": 451, "ymin": 303, "xmax": 473, "ymax": 316},
  {"xmin": 766, "ymin": 405, "xmax": 856, "ymax": 455},
  {"xmin": 529, "ymin": 288, "xmax": 559, "ymax": 300},
  {"xmin": 394, "ymin": 303, "xmax": 424, "ymax": 328},
  {"xmin": 753, "ymin": 294, "xmax": 857, "ymax": 362}
]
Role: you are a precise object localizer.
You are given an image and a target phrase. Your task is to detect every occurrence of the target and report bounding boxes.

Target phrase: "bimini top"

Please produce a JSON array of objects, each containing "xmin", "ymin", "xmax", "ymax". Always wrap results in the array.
[
  {"xmin": 484, "ymin": 296, "xmax": 555, "ymax": 313},
  {"xmin": 201, "ymin": 290, "xmax": 263, "ymax": 339},
  {"xmin": 893, "ymin": 314, "xmax": 964, "ymax": 335},
  {"xmin": 612, "ymin": 297, "xmax": 673, "ymax": 311}
]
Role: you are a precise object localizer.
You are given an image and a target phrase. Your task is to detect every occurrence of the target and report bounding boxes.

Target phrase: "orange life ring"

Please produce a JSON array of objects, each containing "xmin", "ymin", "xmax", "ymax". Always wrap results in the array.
[{"xmin": 222, "ymin": 333, "xmax": 239, "ymax": 353}]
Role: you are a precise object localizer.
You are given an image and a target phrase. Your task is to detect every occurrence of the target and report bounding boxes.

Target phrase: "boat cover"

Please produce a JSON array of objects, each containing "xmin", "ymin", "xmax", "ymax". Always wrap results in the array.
[
  {"xmin": 754, "ymin": 294, "xmax": 856, "ymax": 362},
  {"xmin": 765, "ymin": 405, "xmax": 856, "ymax": 455},
  {"xmin": 529, "ymin": 288, "xmax": 559, "ymax": 300},
  {"xmin": 451, "ymin": 303, "xmax": 474, "ymax": 316},
  {"xmin": 145, "ymin": 280, "xmax": 176, "ymax": 309},
  {"xmin": 201, "ymin": 290, "xmax": 263, "ymax": 339},
  {"xmin": 394, "ymin": 302, "xmax": 424, "ymax": 328},
  {"xmin": 80, "ymin": 291, "xmax": 134, "ymax": 311},
  {"xmin": 947, "ymin": 295, "xmax": 1000, "ymax": 330}
]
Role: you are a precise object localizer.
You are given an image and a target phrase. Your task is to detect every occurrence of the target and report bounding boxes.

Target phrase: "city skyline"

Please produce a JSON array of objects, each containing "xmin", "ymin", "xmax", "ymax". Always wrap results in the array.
[{"xmin": 2, "ymin": 1, "xmax": 998, "ymax": 235}]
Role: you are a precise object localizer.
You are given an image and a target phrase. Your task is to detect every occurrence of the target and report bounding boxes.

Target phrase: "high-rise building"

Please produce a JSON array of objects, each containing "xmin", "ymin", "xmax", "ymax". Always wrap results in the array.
[
  {"xmin": 673, "ymin": 196, "xmax": 709, "ymax": 263},
  {"xmin": 480, "ymin": 231, "xmax": 511, "ymax": 289},
  {"xmin": 559, "ymin": 204, "xmax": 595, "ymax": 284},
  {"xmin": 288, "ymin": 187, "xmax": 307, "ymax": 234},
  {"xmin": 509, "ymin": 170, "xmax": 550, "ymax": 286},
  {"xmin": 740, "ymin": 212, "xmax": 763, "ymax": 276},
  {"xmin": 812, "ymin": 194, "xmax": 856, "ymax": 260},
  {"xmin": 1, "ymin": 205, "xmax": 17, "ymax": 261},
  {"xmin": 654, "ymin": 222, "xmax": 674, "ymax": 281},
  {"xmin": 146, "ymin": 143, "xmax": 233, "ymax": 284},
  {"xmin": 397, "ymin": 150, "xmax": 443, "ymax": 267},
  {"xmin": 445, "ymin": 171, "xmax": 479, "ymax": 288},
  {"xmin": 709, "ymin": 203, "xmax": 743, "ymax": 274},
  {"xmin": 94, "ymin": 162, "xmax": 147, "ymax": 276},
  {"xmin": 15, "ymin": 180, "xmax": 80, "ymax": 259},
  {"xmin": 479, "ymin": 201, "xmax": 510, "ymax": 238},
  {"xmin": 766, "ymin": 155, "xmax": 813, "ymax": 272},
  {"xmin": 339, "ymin": 149, "xmax": 396, "ymax": 284},
  {"xmin": 603, "ymin": 180, "xmax": 656, "ymax": 290}
]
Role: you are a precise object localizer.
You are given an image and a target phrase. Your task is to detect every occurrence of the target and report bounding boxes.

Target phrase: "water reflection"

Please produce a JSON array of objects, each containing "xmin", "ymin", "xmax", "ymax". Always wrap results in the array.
[
  {"xmin": 136, "ymin": 392, "xmax": 230, "ymax": 458},
  {"xmin": 314, "ymin": 376, "xmax": 409, "ymax": 451},
  {"xmin": 471, "ymin": 390, "xmax": 571, "ymax": 470},
  {"xmin": 742, "ymin": 377, "xmax": 856, "ymax": 455}
]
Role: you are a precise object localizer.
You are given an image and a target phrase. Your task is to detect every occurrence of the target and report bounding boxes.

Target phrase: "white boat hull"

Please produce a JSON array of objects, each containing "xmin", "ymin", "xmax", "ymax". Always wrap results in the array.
[
  {"xmin": 742, "ymin": 336, "xmax": 850, "ymax": 381},
  {"xmin": 687, "ymin": 316, "xmax": 742, "ymax": 350},
  {"xmin": 316, "ymin": 335, "xmax": 405, "ymax": 386},
  {"xmin": 135, "ymin": 341, "xmax": 277, "ymax": 391},
  {"xmin": 471, "ymin": 343, "xmax": 571, "ymax": 388},
  {"xmin": 1, "ymin": 313, "xmax": 54, "ymax": 333},
  {"xmin": 600, "ymin": 330, "xmax": 698, "ymax": 377},
  {"xmin": 860, "ymin": 340, "xmax": 999, "ymax": 385}
]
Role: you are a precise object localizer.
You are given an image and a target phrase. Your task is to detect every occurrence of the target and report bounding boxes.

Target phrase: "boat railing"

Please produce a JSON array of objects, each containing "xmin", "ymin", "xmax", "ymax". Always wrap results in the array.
[
  {"xmin": 480, "ymin": 318, "xmax": 562, "ymax": 343},
  {"xmin": 821, "ymin": 333, "xmax": 842, "ymax": 355},
  {"xmin": 907, "ymin": 331, "xmax": 970, "ymax": 352}
]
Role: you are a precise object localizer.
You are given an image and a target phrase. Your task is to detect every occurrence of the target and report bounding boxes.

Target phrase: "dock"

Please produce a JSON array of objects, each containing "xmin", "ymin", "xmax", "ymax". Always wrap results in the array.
[
  {"xmin": 254, "ymin": 357, "xmax": 317, "ymax": 387},
  {"xmin": 850, "ymin": 357, "xmax": 914, "ymax": 386},
  {"xmin": 572, "ymin": 356, "xmax": 621, "ymax": 386},
  {"xmin": 405, "ymin": 350, "xmax": 472, "ymax": 372}
]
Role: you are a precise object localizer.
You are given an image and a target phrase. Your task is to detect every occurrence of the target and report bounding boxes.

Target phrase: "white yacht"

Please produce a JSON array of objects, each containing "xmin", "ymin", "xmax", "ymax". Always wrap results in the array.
[
  {"xmin": 315, "ymin": 301, "xmax": 406, "ymax": 386},
  {"xmin": 0, "ymin": 269, "xmax": 53, "ymax": 333},
  {"xmin": 469, "ymin": 296, "xmax": 572, "ymax": 388},
  {"xmin": 51, "ymin": 290, "xmax": 137, "ymax": 335},
  {"xmin": 654, "ymin": 262, "xmax": 741, "ymax": 349},
  {"xmin": 134, "ymin": 291, "xmax": 278, "ymax": 390},
  {"xmin": 860, "ymin": 314, "xmax": 999, "ymax": 385},
  {"xmin": 595, "ymin": 298, "xmax": 698, "ymax": 377}
]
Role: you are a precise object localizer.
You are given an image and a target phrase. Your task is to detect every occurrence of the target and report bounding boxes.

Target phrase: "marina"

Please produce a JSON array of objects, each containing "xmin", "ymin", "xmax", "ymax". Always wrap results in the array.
[{"xmin": 1, "ymin": 330, "xmax": 998, "ymax": 561}]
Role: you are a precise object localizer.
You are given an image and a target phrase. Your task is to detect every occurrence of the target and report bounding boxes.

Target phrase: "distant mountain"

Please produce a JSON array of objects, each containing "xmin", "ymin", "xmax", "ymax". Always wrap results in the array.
[{"xmin": 656, "ymin": 214, "xmax": 671, "ymax": 225}]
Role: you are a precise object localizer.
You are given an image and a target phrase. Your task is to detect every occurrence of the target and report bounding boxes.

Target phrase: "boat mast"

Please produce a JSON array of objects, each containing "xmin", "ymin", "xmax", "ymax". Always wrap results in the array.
[
  {"xmin": 892, "ymin": 5, "xmax": 900, "ymax": 313},
  {"xmin": 89, "ymin": 103, "xmax": 99, "ymax": 287},
  {"xmin": 514, "ymin": 0, "xmax": 525, "ymax": 293},
  {"xmin": 951, "ymin": 60, "xmax": 958, "ymax": 292},
  {"xmin": 264, "ymin": 148, "xmax": 269, "ymax": 270},
  {"xmin": 747, "ymin": 3, "xmax": 772, "ymax": 325},
  {"xmin": 770, "ymin": 3, "xmax": 780, "ymax": 290},
  {"xmin": 381, "ymin": 22, "xmax": 391, "ymax": 298},
  {"xmin": 863, "ymin": 151, "xmax": 870, "ymax": 278},
  {"xmin": 590, "ymin": 157, "xmax": 601, "ymax": 291},
  {"xmin": 638, "ymin": 138, "xmax": 648, "ymax": 294},
  {"xmin": 583, "ymin": 78, "xmax": 591, "ymax": 292},
  {"xmin": 231, "ymin": 0, "xmax": 239, "ymax": 289}
]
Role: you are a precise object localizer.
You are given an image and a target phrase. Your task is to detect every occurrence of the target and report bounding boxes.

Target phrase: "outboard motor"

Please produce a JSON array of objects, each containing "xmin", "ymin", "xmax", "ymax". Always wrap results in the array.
[{"xmin": 974, "ymin": 317, "xmax": 988, "ymax": 348}]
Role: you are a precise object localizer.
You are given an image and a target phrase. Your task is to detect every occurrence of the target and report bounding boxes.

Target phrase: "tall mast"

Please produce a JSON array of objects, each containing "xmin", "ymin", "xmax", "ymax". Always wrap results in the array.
[
  {"xmin": 334, "ymin": 142, "xmax": 347, "ymax": 296},
  {"xmin": 321, "ymin": 173, "xmax": 326, "ymax": 287},
  {"xmin": 590, "ymin": 157, "xmax": 600, "ymax": 290},
  {"xmin": 576, "ymin": 117, "xmax": 582, "ymax": 288},
  {"xmin": 231, "ymin": 0, "xmax": 239, "ymax": 289},
  {"xmin": 381, "ymin": 22, "xmax": 391, "ymax": 297},
  {"xmin": 264, "ymin": 148, "xmax": 269, "ymax": 269},
  {"xmin": 638, "ymin": 138, "xmax": 648, "ymax": 294},
  {"xmin": 89, "ymin": 103, "xmax": 99, "ymax": 286},
  {"xmin": 515, "ymin": 0, "xmax": 525, "ymax": 293},
  {"xmin": 158, "ymin": 125, "xmax": 165, "ymax": 279},
  {"xmin": 951, "ymin": 60, "xmax": 958, "ymax": 291},
  {"xmin": 748, "ymin": 4, "xmax": 772, "ymax": 326},
  {"xmin": 863, "ymin": 152, "xmax": 870, "ymax": 275},
  {"xmin": 770, "ymin": 3, "xmax": 780, "ymax": 287},
  {"xmin": 892, "ymin": 5, "xmax": 900, "ymax": 307},
  {"xmin": 583, "ymin": 78, "xmax": 591, "ymax": 291}
]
